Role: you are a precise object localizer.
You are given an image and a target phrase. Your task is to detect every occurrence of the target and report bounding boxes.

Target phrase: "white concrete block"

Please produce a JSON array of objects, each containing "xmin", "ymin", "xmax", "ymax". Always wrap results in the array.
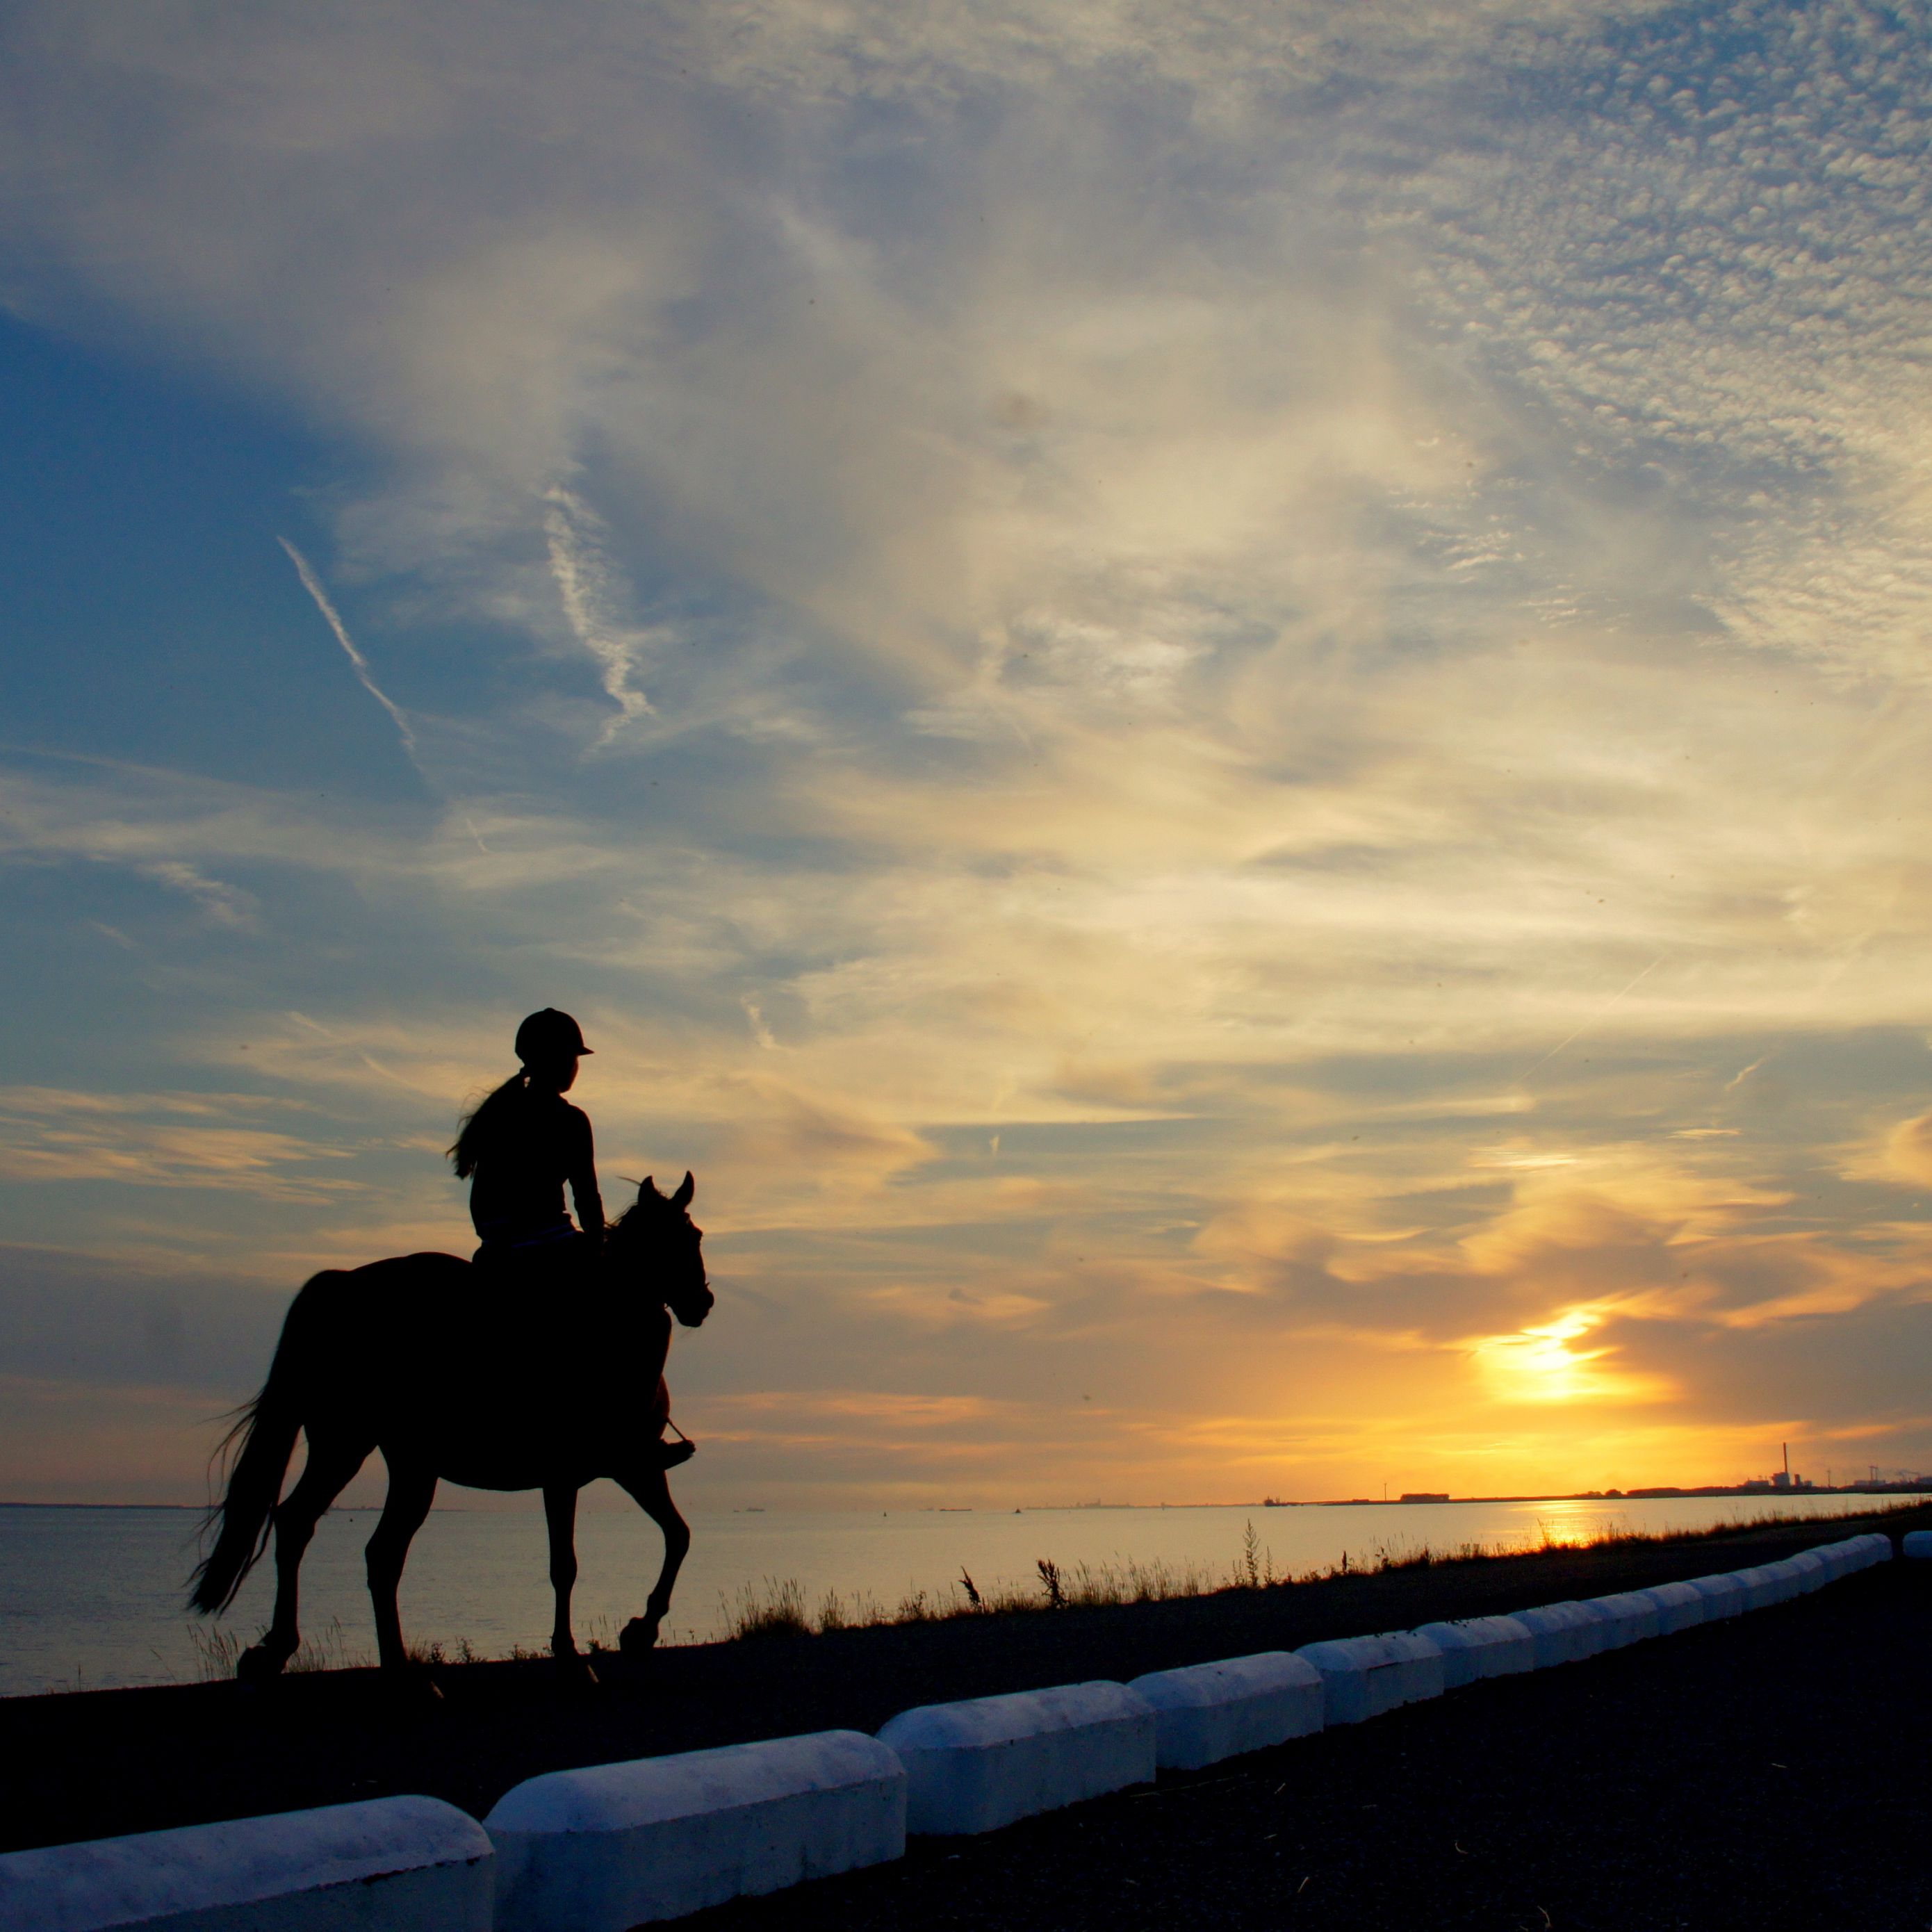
[
  {"xmin": 1685, "ymin": 1573, "xmax": 1745, "ymax": 1619},
  {"xmin": 1810, "ymin": 1541, "xmax": 1850, "ymax": 1580},
  {"xmin": 1903, "ymin": 1530, "xmax": 1932, "ymax": 1560},
  {"xmin": 1410, "ymin": 1616, "xmax": 1535, "ymax": 1688},
  {"xmin": 1727, "ymin": 1565, "xmax": 1777, "ymax": 1612},
  {"xmin": 1127, "ymin": 1653, "xmax": 1324, "ymax": 1770},
  {"xmin": 876, "ymin": 1683, "xmax": 1154, "ymax": 1837},
  {"xmin": 486, "ymin": 1730, "xmax": 903, "ymax": 1931},
  {"xmin": 1636, "ymin": 1580, "xmax": 1708, "ymax": 1635},
  {"xmin": 1511, "ymin": 1602, "xmax": 1607, "ymax": 1668},
  {"xmin": 1787, "ymin": 1550, "xmax": 1826, "ymax": 1592},
  {"xmin": 1294, "ymin": 1632, "xmax": 1444, "ymax": 1724},
  {"xmin": 0, "ymin": 1796, "xmax": 491, "ymax": 1932},
  {"xmin": 1582, "ymin": 1593, "xmax": 1662, "ymax": 1647}
]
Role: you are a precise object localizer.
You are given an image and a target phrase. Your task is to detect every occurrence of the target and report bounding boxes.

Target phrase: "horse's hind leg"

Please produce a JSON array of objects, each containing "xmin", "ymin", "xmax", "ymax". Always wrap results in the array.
[
  {"xmin": 238, "ymin": 1434, "xmax": 370, "ymax": 1683},
  {"xmin": 365, "ymin": 1462, "xmax": 437, "ymax": 1672},
  {"xmin": 614, "ymin": 1463, "xmax": 689, "ymax": 1655},
  {"xmin": 543, "ymin": 1483, "xmax": 584, "ymax": 1666}
]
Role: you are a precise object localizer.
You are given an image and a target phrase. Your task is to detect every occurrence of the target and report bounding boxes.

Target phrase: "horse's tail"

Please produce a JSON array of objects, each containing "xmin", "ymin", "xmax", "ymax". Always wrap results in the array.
[{"xmin": 187, "ymin": 1272, "xmax": 338, "ymax": 1616}]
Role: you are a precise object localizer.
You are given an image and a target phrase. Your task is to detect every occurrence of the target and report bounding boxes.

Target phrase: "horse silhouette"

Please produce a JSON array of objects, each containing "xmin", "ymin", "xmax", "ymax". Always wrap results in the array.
[{"xmin": 189, "ymin": 1173, "xmax": 712, "ymax": 1677}]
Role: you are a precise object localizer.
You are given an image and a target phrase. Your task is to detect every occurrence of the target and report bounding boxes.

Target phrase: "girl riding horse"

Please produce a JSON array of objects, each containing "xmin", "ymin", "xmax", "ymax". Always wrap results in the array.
[{"xmin": 454, "ymin": 1008, "xmax": 693, "ymax": 1470}]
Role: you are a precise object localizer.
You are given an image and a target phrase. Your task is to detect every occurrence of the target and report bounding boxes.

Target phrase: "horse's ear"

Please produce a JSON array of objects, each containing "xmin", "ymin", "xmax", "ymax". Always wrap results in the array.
[
  {"xmin": 672, "ymin": 1171, "xmax": 695, "ymax": 1211},
  {"xmin": 639, "ymin": 1175, "xmax": 658, "ymax": 1200}
]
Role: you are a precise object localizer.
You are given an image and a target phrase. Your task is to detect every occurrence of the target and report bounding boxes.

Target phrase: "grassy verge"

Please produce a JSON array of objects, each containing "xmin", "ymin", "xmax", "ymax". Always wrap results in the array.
[
  {"xmin": 712, "ymin": 1500, "xmax": 1926, "ymax": 1643},
  {"xmin": 176, "ymin": 1499, "xmax": 1923, "ymax": 1676}
]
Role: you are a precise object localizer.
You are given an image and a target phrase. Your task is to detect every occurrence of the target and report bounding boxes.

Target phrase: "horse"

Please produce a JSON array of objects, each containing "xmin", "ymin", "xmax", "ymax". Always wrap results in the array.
[{"xmin": 188, "ymin": 1173, "xmax": 713, "ymax": 1678}]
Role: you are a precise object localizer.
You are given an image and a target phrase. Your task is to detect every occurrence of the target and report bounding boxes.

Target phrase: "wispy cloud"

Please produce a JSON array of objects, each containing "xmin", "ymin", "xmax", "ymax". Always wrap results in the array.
[{"xmin": 542, "ymin": 488, "xmax": 657, "ymax": 743}]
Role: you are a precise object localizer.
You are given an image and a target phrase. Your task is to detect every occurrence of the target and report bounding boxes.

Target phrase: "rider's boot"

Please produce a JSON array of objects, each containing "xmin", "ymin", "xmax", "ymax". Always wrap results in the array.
[{"xmin": 655, "ymin": 1436, "xmax": 696, "ymax": 1469}]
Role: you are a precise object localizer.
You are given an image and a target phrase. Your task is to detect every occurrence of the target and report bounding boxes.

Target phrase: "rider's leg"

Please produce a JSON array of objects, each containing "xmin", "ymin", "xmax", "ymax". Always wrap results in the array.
[
  {"xmin": 365, "ymin": 1462, "xmax": 438, "ymax": 1671},
  {"xmin": 240, "ymin": 1436, "xmax": 370, "ymax": 1681},
  {"xmin": 652, "ymin": 1376, "xmax": 696, "ymax": 1467},
  {"xmin": 543, "ymin": 1482, "xmax": 582, "ymax": 1660},
  {"xmin": 615, "ymin": 1462, "xmax": 690, "ymax": 1653}
]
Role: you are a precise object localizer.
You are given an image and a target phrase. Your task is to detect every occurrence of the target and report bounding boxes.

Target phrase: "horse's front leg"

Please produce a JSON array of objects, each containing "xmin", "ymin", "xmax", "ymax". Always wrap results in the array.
[
  {"xmin": 365, "ymin": 1462, "xmax": 437, "ymax": 1671},
  {"xmin": 543, "ymin": 1482, "xmax": 584, "ymax": 1666},
  {"xmin": 615, "ymin": 1463, "xmax": 689, "ymax": 1655}
]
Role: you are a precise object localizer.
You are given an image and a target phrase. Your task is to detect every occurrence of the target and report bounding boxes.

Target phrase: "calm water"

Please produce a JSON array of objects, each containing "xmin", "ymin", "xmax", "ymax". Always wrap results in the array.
[{"xmin": 0, "ymin": 1492, "xmax": 1901, "ymax": 1698}]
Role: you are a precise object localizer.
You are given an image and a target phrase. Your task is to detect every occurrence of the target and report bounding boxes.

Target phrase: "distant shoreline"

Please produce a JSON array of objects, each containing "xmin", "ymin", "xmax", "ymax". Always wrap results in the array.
[{"xmin": 4, "ymin": 1486, "xmax": 1928, "ymax": 1512}]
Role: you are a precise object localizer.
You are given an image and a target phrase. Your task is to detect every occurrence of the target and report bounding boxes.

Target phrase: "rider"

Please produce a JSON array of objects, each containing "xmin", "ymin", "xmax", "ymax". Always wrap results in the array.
[
  {"xmin": 452, "ymin": 1008, "xmax": 605, "ymax": 1267},
  {"xmin": 451, "ymin": 1008, "xmax": 694, "ymax": 1468}
]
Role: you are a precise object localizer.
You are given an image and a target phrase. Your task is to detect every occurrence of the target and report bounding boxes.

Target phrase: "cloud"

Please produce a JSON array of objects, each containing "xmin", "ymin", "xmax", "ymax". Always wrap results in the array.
[
  {"xmin": 6, "ymin": 0, "xmax": 1932, "ymax": 1500},
  {"xmin": 1883, "ymin": 1111, "xmax": 1932, "ymax": 1188},
  {"xmin": 541, "ymin": 489, "xmax": 659, "ymax": 741},
  {"xmin": 0, "ymin": 1087, "xmax": 354, "ymax": 1195}
]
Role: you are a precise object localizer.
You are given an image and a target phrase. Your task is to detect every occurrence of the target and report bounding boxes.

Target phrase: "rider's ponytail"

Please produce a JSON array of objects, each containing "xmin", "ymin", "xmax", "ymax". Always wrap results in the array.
[{"xmin": 449, "ymin": 1072, "xmax": 529, "ymax": 1179}]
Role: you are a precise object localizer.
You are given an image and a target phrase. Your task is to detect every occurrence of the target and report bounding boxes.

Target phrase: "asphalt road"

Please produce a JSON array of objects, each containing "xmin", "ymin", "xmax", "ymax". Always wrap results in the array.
[{"xmin": 694, "ymin": 1557, "xmax": 1932, "ymax": 1932}]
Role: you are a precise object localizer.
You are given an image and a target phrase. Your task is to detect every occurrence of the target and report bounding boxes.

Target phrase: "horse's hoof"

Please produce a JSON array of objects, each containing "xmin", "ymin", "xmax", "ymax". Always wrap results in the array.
[
  {"xmin": 618, "ymin": 1616, "xmax": 660, "ymax": 1656},
  {"xmin": 236, "ymin": 1644, "xmax": 289, "ymax": 1683}
]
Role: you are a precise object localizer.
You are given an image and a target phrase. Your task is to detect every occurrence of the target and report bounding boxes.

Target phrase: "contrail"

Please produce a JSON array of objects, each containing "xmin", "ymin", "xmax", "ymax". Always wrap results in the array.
[
  {"xmin": 1519, "ymin": 956, "xmax": 1662, "ymax": 1082},
  {"xmin": 543, "ymin": 488, "xmax": 655, "ymax": 744},
  {"xmin": 278, "ymin": 538, "xmax": 418, "ymax": 758}
]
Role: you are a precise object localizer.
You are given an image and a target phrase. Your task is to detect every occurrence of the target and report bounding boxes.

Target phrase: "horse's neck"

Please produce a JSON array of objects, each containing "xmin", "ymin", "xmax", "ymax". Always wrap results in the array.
[{"xmin": 603, "ymin": 1292, "xmax": 673, "ymax": 1370}]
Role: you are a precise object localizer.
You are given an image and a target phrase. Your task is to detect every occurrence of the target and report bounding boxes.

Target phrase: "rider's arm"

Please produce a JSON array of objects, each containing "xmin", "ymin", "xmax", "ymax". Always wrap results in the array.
[{"xmin": 566, "ymin": 1106, "xmax": 605, "ymax": 1241}]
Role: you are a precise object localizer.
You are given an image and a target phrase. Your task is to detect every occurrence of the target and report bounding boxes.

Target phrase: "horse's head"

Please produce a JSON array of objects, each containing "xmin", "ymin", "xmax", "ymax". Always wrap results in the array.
[{"xmin": 608, "ymin": 1171, "xmax": 713, "ymax": 1327}]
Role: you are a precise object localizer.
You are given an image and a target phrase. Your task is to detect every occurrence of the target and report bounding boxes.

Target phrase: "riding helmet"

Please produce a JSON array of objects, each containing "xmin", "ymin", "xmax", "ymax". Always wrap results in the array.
[{"xmin": 515, "ymin": 1008, "xmax": 592, "ymax": 1062}]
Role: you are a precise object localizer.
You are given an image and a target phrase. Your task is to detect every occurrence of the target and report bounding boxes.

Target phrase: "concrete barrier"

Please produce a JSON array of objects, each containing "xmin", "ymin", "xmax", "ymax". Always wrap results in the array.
[
  {"xmin": 1636, "ymin": 1580, "xmax": 1708, "ymax": 1635},
  {"xmin": 1728, "ymin": 1564, "xmax": 1778, "ymax": 1612},
  {"xmin": 1127, "ymin": 1653, "xmax": 1324, "ymax": 1770},
  {"xmin": 877, "ymin": 1683, "xmax": 1154, "ymax": 1836},
  {"xmin": 1904, "ymin": 1530, "xmax": 1932, "ymax": 1560},
  {"xmin": 1411, "ymin": 1616, "xmax": 1535, "ymax": 1688},
  {"xmin": 1810, "ymin": 1541, "xmax": 1850, "ymax": 1581},
  {"xmin": 0, "ymin": 1796, "xmax": 491, "ymax": 1932},
  {"xmin": 486, "ymin": 1730, "xmax": 904, "ymax": 1931},
  {"xmin": 1583, "ymin": 1592, "xmax": 1662, "ymax": 1646},
  {"xmin": 1295, "ymin": 1632, "xmax": 1444, "ymax": 1724},
  {"xmin": 1787, "ymin": 1550, "xmax": 1826, "ymax": 1593},
  {"xmin": 1512, "ymin": 1601, "xmax": 1607, "ymax": 1668},
  {"xmin": 1685, "ymin": 1573, "xmax": 1745, "ymax": 1620},
  {"xmin": 1826, "ymin": 1536, "xmax": 1880, "ymax": 1574}
]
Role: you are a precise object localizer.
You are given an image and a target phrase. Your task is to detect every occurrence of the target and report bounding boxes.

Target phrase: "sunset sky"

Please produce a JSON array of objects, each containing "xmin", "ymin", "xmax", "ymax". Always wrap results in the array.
[{"xmin": 4, "ymin": 0, "xmax": 1932, "ymax": 1509}]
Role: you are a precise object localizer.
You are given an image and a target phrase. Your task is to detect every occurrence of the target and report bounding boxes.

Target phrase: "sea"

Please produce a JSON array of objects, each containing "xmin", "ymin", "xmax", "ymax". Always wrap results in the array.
[{"xmin": 0, "ymin": 1491, "xmax": 1902, "ymax": 1699}]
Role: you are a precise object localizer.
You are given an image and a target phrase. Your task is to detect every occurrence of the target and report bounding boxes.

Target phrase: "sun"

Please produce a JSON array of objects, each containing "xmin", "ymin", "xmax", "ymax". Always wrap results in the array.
[{"xmin": 1472, "ymin": 1308, "xmax": 1622, "ymax": 1405}]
